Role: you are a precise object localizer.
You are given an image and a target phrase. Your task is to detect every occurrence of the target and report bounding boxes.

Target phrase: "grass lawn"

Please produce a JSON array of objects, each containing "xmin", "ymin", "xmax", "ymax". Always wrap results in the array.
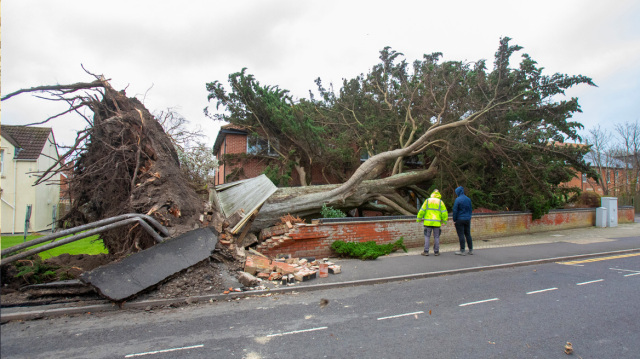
[{"xmin": 1, "ymin": 233, "xmax": 107, "ymax": 260}]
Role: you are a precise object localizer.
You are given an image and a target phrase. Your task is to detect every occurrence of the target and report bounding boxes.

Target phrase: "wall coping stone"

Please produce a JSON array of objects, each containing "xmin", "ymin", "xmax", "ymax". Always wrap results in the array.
[{"xmin": 315, "ymin": 207, "xmax": 607, "ymax": 225}]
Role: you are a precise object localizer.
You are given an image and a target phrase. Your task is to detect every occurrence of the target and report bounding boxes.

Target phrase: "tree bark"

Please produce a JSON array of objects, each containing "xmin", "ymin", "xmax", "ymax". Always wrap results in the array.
[{"xmin": 252, "ymin": 164, "xmax": 438, "ymax": 230}]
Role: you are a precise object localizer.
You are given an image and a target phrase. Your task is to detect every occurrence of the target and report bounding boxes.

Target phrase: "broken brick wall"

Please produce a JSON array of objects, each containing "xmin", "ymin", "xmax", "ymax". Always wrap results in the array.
[{"xmin": 257, "ymin": 207, "xmax": 635, "ymax": 258}]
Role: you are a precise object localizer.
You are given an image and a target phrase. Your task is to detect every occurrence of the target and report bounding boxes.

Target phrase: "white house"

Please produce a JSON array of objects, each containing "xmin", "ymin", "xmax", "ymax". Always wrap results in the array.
[{"xmin": 1, "ymin": 125, "xmax": 60, "ymax": 234}]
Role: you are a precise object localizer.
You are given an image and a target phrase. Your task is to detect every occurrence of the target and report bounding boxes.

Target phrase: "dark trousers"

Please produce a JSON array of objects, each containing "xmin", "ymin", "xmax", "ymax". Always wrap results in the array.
[{"xmin": 454, "ymin": 220, "xmax": 473, "ymax": 251}]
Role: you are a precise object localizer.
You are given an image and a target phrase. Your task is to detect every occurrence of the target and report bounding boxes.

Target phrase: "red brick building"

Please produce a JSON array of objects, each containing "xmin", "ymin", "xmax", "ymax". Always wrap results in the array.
[
  {"xmin": 213, "ymin": 124, "xmax": 342, "ymax": 186},
  {"xmin": 563, "ymin": 166, "xmax": 639, "ymax": 196}
]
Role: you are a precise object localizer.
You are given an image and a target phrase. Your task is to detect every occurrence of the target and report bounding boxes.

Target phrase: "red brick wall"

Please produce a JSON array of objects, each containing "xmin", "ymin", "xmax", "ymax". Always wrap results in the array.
[
  {"xmin": 259, "ymin": 207, "xmax": 636, "ymax": 258},
  {"xmin": 216, "ymin": 134, "xmax": 266, "ymax": 184}
]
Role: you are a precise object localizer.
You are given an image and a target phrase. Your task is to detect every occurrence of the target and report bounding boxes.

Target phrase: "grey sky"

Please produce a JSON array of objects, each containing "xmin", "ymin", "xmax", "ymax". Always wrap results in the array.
[{"xmin": 2, "ymin": 0, "xmax": 639, "ymax": 147}]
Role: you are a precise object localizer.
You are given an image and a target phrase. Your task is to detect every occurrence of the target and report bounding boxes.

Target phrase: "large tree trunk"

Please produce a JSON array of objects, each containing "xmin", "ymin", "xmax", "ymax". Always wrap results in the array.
[{"xmin": 252, "ymin": 165, "xmax": 438, "ymax": 230}]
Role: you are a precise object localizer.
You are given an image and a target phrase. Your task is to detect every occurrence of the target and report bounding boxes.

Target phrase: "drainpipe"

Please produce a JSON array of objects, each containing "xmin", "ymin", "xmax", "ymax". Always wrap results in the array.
[
  {"xmin": 223, "ymin": 136, "xmax": 227, "ymax": 184},
  {"xmin": 13, "ymin": 159, "xmax": 17, "ymax": 234}
]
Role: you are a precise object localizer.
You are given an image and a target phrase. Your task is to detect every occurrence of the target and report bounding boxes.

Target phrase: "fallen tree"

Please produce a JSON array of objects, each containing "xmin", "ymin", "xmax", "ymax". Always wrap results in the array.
[
  {"xmin": 2, "ymin": 71, "xmax": 204, "ymax": 257},
  {"xmin": 4, "ymin": 38, "xmax": 597, "ymax": 256},
  {"xmin": 208, "ymin": 38, "xmax": 597, "ymax": 226}
]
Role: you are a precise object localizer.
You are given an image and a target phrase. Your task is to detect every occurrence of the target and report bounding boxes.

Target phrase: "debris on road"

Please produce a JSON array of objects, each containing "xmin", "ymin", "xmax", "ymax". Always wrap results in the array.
[
  {"xmin": 564, "ymin": 342, "xmax": 573, "ymax": 355},
  {"xmin": 233, "ymin": 254, "xmax": 341, "ymax": 294}
]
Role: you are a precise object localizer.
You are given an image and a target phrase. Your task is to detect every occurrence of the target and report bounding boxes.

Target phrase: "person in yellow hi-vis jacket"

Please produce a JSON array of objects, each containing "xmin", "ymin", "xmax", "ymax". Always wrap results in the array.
[{"xmin": 416, "ymin": 189, "xmax": 448, "ymax": 256}]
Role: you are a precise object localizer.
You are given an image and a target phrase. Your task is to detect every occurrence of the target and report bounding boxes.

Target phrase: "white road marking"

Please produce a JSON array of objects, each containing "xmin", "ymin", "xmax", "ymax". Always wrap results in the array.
[
  {"xmin": 267, "ymin": 327, "xmax": 328, "ymax": 337},
  {"xmin": 610, "ymin": 267, "xmax": 640, "ymax": 276},
  {"xmin": 125, "ymin": 344, "xmax": 204, "ymax": 358},
  {"xmin": 609, "ymin": 267, "xmax": 640, "ymax": 272},
  {"xmin": 624, "ymin": 272, "xmax": 640, "ymax": 277},
  {"xmin": 577, "ymin": 279, "xmax": 604, "ymax": 285},
  {"xmin": 377, "ymin": 311, "xmax": 424, "ymax": 320},
  {"xmin": 459, "ymin": 298, "xmax": 499, "ymax": 307},
  {"xmin": 526, "ymin": 287, "xmax": 558, "ymax": 295}
]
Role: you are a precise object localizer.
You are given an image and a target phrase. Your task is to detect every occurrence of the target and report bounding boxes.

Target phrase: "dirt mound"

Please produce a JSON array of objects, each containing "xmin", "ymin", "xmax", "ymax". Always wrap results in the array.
[
  {"xmin": 45, "ymin": 253, "xmax": 112, "ymax": 271},
  {"xmin": 1, "ymin": 247, "xmax": 243, "ymax": 306}
]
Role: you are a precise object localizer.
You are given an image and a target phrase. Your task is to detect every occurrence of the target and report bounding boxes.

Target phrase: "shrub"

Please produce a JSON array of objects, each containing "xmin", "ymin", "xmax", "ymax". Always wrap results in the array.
[
  {"xmin": 576, "ymin": 191, "xmax": 602, "ymax": 208},
  {"xmin": 330, "ymin": 237, "xmax": 408, "ymax": 260},
  {"xmin": 321, "ymin": 204, "xmax": 347, "ymax": 218},
  {"xmin": 13, "ymin": 257, "xmax": 60, "ymax": 284}
]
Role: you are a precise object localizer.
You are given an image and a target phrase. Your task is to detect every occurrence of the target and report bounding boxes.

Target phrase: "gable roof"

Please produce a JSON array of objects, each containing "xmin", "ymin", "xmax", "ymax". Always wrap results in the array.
[{"xmin": 1, "ymin": 125, "xmax": 55, "ymax": 160}]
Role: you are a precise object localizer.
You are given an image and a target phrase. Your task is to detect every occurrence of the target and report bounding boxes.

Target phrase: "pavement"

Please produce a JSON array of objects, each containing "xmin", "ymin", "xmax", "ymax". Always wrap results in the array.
[{"xmin": 2, "ymin": 217, "xmax": 639, "ymax": 322}]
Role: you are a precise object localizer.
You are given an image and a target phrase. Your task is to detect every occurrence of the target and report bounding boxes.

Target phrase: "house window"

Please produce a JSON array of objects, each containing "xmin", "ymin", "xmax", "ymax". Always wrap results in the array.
[
  {"xmin": 1, "ymin": 149, "xmax": 4, "ymax": 175},
  {"xmin": 247, "ymin": 134, "xmax": 277, "ymax": 156},
  {"xmin": 582, "ymin": 173, "xmax": 587, "ymax": 183}
]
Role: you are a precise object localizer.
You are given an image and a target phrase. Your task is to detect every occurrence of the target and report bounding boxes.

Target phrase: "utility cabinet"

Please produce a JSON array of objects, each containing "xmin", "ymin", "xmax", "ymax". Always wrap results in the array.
[
  {"xmin": 600, "ymin": 197, "xmax": 618, "ymax": 227},
  {"xmin": 595, "ymin": 207, "xmax": 607, "ymax": 228}
]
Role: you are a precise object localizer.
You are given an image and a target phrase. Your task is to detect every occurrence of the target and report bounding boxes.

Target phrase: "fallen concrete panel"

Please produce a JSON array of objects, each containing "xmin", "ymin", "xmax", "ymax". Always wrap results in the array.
[{"xmin": 80, "ymin": 228, "xmax": 218, "ymax": 301}]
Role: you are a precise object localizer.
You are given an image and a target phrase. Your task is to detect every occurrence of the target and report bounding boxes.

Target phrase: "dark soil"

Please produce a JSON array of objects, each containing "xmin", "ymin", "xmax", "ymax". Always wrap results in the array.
[{"xmin": 1, "ymin": 248, "xmax": 244, "ymax": 307}]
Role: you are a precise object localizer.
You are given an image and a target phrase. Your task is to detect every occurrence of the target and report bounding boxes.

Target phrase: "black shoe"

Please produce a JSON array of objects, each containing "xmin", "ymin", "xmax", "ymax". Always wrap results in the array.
[{"xmin": 421, "ymin": 252, "xmax": 429, "ymax": 256}]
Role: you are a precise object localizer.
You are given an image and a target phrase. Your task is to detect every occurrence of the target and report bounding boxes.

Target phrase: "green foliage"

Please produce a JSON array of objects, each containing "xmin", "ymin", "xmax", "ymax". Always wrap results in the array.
[
  {"xmin": 321, "ymin": 204, "xmax": 347, "ymax": 218},
  {"xmin": 263, "ymin": 163, "xmax": 293, "ymax": 187},
  {"xmin": 206, "ymin": 37, "xmax": 596, "ymax": 217},
  {"xmin": 330, "ymin": 238, "xmax": 408, "ymax": 260},
  {"xmin": 13, "ymin": 257, "xmax": 60, "ymax": 284}
]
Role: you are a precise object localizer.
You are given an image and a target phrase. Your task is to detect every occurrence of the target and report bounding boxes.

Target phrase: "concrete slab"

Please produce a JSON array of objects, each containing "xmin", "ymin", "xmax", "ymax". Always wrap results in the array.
[{"xmin": 80, "ymin": 228, "xmax": 218, "ymax": 301}]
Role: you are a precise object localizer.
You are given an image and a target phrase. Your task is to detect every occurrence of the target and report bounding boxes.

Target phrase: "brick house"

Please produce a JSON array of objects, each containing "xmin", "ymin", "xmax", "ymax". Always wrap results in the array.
[
  {"xmin": 212, "ymin": 124, "xmax": 342, "ymax": 186},
  {"xmin": 564, "ymin": 166, "xmax": 638, "ymax": 196},
  {"xmin": 560, "ymin": 146, "xmax": 639, "ymax": 196},
  {"xmin": 213, "ymin": 124, "xmax": 270, "ymax": 185}
]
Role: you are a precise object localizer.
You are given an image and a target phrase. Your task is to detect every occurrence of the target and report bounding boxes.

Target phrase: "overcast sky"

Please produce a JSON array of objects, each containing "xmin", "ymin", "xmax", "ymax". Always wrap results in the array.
[{"xmin": 2, "ymin": 0, "xmax": 639, "ymax": 148}]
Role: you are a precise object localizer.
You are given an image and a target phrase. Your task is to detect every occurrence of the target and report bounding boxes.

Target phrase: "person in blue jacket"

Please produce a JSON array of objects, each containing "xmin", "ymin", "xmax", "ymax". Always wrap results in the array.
[{"xmin": 453, "ymin": 186, "xmax": 473, "ymax": 255}]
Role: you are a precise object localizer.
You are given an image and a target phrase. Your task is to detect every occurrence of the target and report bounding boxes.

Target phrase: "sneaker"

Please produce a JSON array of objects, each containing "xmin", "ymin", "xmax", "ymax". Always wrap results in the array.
[
  {"xmin": 434, "ymin": 252, "xmax": 440, "ymax": 256},
  {"xmin": 421, "ymin": 252, "xmax": 429, "ymax": 256},
  {"xmin": 454, "ymin": 251, "xmax": 466, "ymax": 256},
  {"xmin": 468, "ymin": 250, "xmax": 473, "ymax": 255}
]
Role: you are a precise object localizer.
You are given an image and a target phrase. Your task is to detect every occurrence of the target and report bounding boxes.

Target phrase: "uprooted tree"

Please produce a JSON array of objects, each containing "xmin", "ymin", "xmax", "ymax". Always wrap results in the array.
[
  {"xmin": 2, "ymin": 72, "xmax": 204, "ymax": 257},
  {"xmin": 2, "ymin": 38, "xmax": 599, "ymax": 256},
  {"xmin": 206, "ymin": 37, "xmax": 598, "ymax": 228}
]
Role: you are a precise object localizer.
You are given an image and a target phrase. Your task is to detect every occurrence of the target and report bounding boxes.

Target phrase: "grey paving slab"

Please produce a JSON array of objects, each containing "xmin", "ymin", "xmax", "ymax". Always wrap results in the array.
[{"xmin": 80, "ymin": 227, "xmax": 218, "ymax": 301}]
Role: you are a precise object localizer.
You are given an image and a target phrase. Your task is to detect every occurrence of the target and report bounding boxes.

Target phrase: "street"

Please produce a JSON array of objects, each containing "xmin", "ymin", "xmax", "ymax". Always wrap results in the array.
[{"xmin": 2, "ymin": 252, "xmax": 639, "ymax": 358}]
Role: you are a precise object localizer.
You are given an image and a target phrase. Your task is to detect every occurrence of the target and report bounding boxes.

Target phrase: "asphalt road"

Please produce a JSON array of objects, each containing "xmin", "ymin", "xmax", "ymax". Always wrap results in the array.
[{"xmin": 2, "ymin": 253, "xmax": 639, "ymax": 358}]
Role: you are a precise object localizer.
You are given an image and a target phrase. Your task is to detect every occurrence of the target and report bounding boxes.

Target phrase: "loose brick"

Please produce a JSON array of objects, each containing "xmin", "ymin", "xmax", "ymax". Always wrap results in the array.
[{"xmin": 273, "ymin": 261, "xmax": 297, "ymax": 275}]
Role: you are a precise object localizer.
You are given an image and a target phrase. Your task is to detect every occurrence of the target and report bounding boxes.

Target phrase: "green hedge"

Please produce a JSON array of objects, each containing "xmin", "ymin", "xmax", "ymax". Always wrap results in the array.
[{"xmin": 330, "ymin": 237, "xmax": 407, "ymax": 260}]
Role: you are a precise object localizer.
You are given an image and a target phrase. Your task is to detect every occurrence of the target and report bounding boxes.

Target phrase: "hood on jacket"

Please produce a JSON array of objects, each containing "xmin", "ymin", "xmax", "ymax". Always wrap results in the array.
[
  {"xmin": 455, "ymin": 186, "xmax": 465, "ymax": 197},
  {"xmin": 430, "ymin": 189, "xmax": 442, "ymax": 199}
]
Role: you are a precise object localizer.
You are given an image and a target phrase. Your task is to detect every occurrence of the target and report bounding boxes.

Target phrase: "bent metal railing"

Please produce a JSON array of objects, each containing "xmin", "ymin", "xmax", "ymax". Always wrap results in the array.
[{"xmin": 1, "ymin": 214, "xmax": 169, "ymax": 266}]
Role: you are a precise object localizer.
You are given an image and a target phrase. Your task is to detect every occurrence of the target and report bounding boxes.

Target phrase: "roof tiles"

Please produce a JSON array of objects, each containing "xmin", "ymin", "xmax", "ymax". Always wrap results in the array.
[{"xmin": 1, "ymin": 125, "xmax": 53, "ymax": 160}]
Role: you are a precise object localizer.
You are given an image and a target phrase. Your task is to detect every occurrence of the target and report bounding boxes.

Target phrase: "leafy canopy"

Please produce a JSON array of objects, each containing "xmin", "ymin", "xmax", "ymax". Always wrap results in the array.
[{"xmin": 205, "ymin": 38, "xmax": 596, "ymax": 218}]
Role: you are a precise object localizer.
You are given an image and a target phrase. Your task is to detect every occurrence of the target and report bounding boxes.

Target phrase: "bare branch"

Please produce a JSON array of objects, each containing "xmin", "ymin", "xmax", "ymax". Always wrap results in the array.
[{"xmin": 1, "ymin": 80, "xmax": 107, "ymax": 101}]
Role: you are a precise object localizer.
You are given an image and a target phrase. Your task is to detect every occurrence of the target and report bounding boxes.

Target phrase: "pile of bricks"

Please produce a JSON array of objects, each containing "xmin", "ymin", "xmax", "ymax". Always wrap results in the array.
[{"xmin": 242, "ymin": 253, "xmax": 341, "ymax": 286}]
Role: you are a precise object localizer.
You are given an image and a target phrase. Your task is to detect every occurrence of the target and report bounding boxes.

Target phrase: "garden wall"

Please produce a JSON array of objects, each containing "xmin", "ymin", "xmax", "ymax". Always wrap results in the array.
[{"xmin": 257, "ymin": 207, "xmax": 635, "ymax": 259}]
